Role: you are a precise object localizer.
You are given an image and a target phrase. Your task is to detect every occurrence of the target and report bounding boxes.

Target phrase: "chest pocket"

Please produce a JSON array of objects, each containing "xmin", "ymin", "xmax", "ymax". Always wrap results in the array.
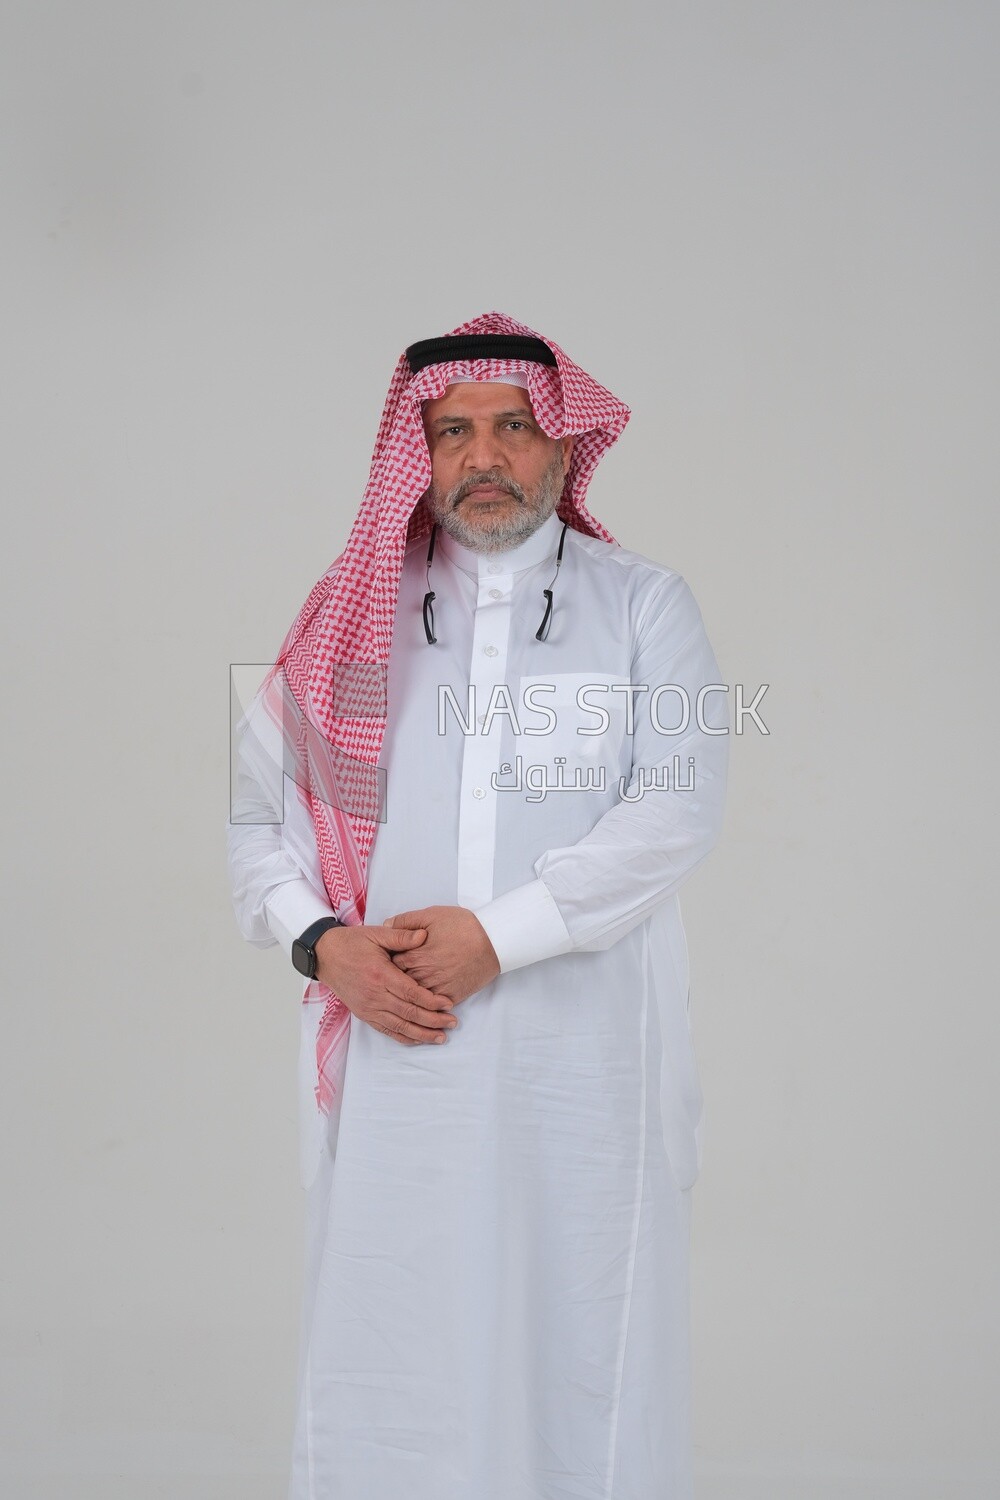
[{"xmin": 517, "ymin": 672, "xmax": 631, "ymax": 765}]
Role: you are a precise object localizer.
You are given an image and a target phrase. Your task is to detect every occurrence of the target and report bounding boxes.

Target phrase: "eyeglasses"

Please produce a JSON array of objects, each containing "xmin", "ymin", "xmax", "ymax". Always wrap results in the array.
[{"xmin": 422, "ymin": 520, "xmax": 570, "ymax": 646}]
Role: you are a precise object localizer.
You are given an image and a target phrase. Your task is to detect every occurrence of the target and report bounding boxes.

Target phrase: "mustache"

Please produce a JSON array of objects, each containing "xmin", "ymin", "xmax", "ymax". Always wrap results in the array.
[{"xmin": 448, "ymin": 471, "xmax": 525, "ymax": 507}]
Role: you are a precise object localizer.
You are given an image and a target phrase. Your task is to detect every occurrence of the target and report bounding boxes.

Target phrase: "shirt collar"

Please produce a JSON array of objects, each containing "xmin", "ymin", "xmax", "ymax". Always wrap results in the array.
[{"xmin": 436, "ymin": 509, "xmax": 565, "ymax": 578}]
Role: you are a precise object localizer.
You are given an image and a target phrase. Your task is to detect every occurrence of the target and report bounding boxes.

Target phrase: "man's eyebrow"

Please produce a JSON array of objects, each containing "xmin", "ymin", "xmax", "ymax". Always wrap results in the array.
[{"xmin": 429, "ymin": 408, "xmax": 536, "ymax": 429}]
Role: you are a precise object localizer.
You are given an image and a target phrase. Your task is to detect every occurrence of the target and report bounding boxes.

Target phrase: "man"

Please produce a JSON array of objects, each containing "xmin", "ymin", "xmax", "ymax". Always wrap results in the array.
[{"xmin": 227, "ymin": 312, "xmax": 728, "ymax": 1500}]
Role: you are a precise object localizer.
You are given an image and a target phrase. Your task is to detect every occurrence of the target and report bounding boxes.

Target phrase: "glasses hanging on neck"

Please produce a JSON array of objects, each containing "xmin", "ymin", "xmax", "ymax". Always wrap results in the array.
[
  {"xmin": 422, "ymin": 524, "xmax": 439, "ymax": 644},
  {"xmin": 535, "ymin": 520, "xmax": 569, "ymax": 641},
  {"xmin": 422, "ymin": 520, "xmax": 570, "ymax": 646}
]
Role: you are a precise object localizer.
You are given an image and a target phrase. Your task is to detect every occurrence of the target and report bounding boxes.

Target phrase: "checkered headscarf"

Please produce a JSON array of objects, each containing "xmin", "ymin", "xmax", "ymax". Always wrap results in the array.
[{"xmin": 263, "ymin": 311, "xmax": 630, "ymax": 1111}]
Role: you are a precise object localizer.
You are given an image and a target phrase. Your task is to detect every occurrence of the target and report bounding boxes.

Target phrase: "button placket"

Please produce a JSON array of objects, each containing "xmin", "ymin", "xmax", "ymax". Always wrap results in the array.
[{"xmin": 456, "ymin": 565, "xmax": 514, "ymax": 909}]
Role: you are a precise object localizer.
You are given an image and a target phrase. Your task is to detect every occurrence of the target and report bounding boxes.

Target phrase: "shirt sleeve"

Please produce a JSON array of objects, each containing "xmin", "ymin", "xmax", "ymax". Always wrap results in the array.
[
  {"xmin": 474, "ymin": 573, "xmax": 729, "ymax": 973},
  {"xmin": 226, "ymin": 684, "xmax": 337, "ymax": 961}
]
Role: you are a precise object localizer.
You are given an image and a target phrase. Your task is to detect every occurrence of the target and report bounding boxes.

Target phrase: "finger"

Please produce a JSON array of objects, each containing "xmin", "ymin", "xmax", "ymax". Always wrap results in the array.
[
  {"xmin": 395, "ymin": 1001, "xmax": 456, "ymax": 1035},
  {"xmin": 384, "ymin": 910, "xmax": 429, "ymax": 930},
  {"xmin": 365, "ymin": 1015, "xmax": 420, "ymax": 1046},
  {"xmin": 368, "ymin": 924, "xmax": 426, "ymax": 950},
  {"xmin": 375, "ymin": 948, "xmax": 440, "ymax": 990},
  {"xmin": 385, "ymin": 969, "xmax": 453, "ymax": 1012},
  {"xmin": 377, "ymin": 1002, "xmax": 456, "ymax": 1044}
]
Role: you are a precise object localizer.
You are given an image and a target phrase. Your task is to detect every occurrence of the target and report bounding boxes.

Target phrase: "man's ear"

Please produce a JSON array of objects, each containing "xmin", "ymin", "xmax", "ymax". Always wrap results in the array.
[{"xmin": 560, "ymin": 434, "xmax": 575, "ymax": 476}]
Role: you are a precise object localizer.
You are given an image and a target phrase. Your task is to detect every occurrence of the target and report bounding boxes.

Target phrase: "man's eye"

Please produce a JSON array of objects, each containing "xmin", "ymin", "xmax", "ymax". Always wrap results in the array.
[{"xmin": 506, "ymin": 421, "xmax": 529, "ymax": 431}]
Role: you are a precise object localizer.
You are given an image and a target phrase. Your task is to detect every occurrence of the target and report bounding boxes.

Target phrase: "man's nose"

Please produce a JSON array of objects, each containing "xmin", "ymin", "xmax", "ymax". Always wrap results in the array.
[{"xmin": 463, "ymin": 430, "xmax": 507, "ymax": 471}]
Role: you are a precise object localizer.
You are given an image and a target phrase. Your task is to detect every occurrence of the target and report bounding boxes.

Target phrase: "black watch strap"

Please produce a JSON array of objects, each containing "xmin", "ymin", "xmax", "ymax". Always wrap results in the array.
[{"xmin": 291, "ymin": 916, "xmax": 344, "ymax": 979}]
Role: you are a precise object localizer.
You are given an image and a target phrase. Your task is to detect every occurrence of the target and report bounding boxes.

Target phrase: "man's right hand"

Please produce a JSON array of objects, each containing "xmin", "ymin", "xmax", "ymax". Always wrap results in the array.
[{"xmin": 314, "ymin": 924, "xmax": 458, "ymax": 1046}]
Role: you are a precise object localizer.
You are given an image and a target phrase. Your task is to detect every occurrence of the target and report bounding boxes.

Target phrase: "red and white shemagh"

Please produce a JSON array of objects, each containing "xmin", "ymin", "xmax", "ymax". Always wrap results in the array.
[{"xmin": 261, "ymin": 311, "xmax": 630, "ymax": 1112}]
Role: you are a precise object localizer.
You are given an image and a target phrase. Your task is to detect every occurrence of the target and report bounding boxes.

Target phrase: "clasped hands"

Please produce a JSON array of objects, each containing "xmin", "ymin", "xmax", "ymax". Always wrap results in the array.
[{"xmin": 313, "ymin": 905, "xmax": 500, "ymax": 1047}]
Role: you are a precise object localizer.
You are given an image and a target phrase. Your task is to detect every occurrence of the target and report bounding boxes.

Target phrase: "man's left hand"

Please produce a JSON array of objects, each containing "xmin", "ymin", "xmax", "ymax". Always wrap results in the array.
[{"xmin": 388, "ymin": 905, "xmax": 500, "ymax": 1003}]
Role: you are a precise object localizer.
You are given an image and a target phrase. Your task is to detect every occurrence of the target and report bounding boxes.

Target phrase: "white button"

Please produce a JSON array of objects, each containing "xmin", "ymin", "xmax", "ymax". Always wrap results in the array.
[
  {"xmin": 477, "ymin": 714, "xmax": 487, "ymax": 726},
  {"xmin": 488, "ymin": 588, "xmax": 503, "ymax": 600},
  {"xmin": 483, "ymin": 645, "xmax": 498, "ymax": 657},
  {"xmin": 487, "ymin": 562, "xmax": 501, "ymax": 575},
  {"xmin": 473, "ymin": 787, "xmax": 486, "ymax": 799}
]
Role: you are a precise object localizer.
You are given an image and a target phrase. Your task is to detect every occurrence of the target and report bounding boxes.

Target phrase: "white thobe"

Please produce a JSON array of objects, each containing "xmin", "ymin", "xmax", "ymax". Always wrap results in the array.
[{"xmin": 228, "ymin": 509, "xmax": 728, "ymax": 1500}]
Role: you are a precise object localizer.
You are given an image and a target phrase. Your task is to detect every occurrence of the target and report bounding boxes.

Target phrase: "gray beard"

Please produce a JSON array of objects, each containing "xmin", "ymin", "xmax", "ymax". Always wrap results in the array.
[{"xmin": 427, "ymin": 453, "xmax": 565, "ymax": 554}]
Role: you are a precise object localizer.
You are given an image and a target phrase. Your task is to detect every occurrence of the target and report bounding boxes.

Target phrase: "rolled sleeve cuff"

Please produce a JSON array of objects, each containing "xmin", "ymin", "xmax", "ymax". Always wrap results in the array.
[
  {"xmin": 474, "ymin": 879, "xmax": 573, "ymax": 974},
  {"xmin": 264, "ymin": 879, "xmax": 337, "ymax": 961}
]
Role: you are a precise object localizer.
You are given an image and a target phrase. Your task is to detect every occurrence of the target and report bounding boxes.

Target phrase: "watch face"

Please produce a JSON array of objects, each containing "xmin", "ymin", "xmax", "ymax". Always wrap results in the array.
[{"xmin": 291, "ymin": 940, "xmax": 313, "ymax": 978}]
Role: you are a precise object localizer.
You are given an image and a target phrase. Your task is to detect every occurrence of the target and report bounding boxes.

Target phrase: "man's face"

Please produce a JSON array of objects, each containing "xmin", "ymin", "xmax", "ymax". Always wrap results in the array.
[{"xmin": 422, "ymin": 382, "xmax": 574, "ymax": 554}]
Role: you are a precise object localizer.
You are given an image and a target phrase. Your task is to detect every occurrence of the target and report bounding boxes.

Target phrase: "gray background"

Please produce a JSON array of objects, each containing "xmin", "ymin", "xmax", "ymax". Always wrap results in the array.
[{"xmin": 2, "ymin": 2, "xmax": 997, "ymax": 1496}]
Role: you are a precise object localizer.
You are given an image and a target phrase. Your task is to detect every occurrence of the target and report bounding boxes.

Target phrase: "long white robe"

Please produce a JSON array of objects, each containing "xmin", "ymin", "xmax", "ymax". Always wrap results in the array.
[{"xmin": 228, "ymin": 510, "xmax": 728, "ymax": 1499}]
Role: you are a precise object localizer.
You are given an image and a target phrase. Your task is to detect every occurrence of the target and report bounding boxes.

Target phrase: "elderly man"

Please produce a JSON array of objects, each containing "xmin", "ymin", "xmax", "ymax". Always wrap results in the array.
[{"xmin": 227, "ymin": 312, "xmax": 728, "ymax": 1500}]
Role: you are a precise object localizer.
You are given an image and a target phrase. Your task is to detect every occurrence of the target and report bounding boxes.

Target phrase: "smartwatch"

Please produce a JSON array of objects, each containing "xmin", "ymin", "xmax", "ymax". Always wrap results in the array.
[{"xmin": 291, "ymin": 916, "xmax": 344, "ymax": 979}]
